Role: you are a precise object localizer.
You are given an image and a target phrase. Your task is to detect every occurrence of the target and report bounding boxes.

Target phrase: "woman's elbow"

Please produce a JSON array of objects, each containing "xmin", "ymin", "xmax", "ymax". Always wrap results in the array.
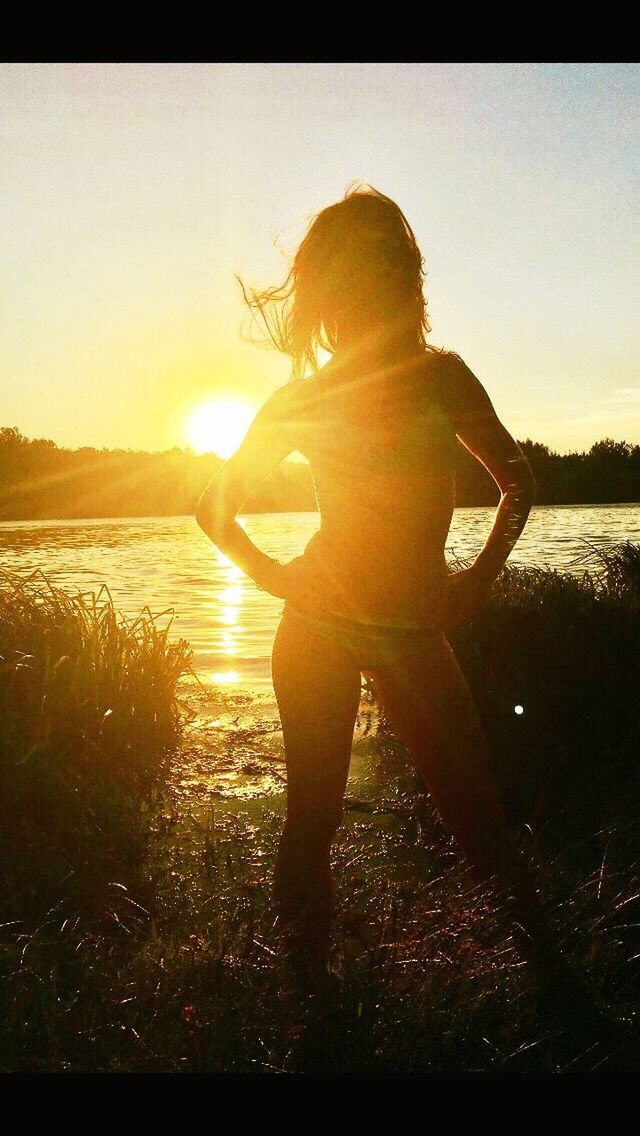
[
  {"xmin": 501, "ymin": 469, "xmax": 537, "ymax": 506},
  {"xmin": 195, "ymin": 496, "xmax": 218, "ymax": 537},
  {"xmin": 517, "ymin": 472, "xmax": 536, "ymax": 502},
  {"xmin": 513, "ymin": 456, "xmax": 537, "ymax": 500},
  {"xmin": 521, "ymin": 462, "xmax": 537, "ymax": 502},
  {"xmin": 195, "ymin": 498, "xmax": 233, "ymax": 543},
  {"xmin": 194, "ymin": 502, "xmax": 210, "ymax": 535}
]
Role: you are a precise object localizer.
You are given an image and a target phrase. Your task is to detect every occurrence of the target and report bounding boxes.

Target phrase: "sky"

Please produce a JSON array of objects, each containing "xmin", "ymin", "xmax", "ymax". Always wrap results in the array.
[{"xmin": 2, "ymin": 62, "xmax": 638, "ymax": 455}]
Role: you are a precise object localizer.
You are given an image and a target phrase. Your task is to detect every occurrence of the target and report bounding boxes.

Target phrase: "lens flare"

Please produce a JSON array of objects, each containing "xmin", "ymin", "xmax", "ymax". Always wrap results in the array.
[{"xmin": 187, "ymin": 400, "xmax": 255, "ymax": 458}]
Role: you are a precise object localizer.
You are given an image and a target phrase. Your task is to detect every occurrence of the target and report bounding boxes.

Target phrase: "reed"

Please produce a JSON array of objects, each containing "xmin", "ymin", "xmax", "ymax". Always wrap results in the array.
[
  {"xmin": 0, "ymin": 568, "xmax": 193, "ymax": 921},
  {"xmin": 446, "ymin": 539, "xmax": 640, "ymax": 861}
]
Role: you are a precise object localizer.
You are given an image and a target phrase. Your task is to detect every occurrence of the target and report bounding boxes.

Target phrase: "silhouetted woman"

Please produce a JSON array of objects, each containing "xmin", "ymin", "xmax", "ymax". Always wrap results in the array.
[{"xmin": 196, "ymin": 186, "xmax": 611, "ymax": 1022}]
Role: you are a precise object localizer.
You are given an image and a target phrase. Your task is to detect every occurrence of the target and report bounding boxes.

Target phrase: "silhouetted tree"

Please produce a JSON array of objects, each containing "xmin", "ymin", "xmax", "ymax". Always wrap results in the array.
[{"xmin": 0, "ymin": 426, "xmax": 638, "ymax": 521}]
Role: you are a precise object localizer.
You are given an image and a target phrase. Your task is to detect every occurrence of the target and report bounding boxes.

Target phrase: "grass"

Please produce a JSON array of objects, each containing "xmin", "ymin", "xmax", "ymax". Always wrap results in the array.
[
  {"xmin": 1, "ymin": 545, "xmax": 640, "ymax": 1072},
  {"xmin": 446, "ymin": 540, "xmax": 640, "ymax": 861},
  {"xmin": 0, "ymin": 568, "xmax": 193, "ymax": 923}
]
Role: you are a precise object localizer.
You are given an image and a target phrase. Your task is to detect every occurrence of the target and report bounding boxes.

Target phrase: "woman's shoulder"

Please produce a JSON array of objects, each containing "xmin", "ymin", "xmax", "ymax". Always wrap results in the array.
[
  {"xmin": 258, "ymin": 378, "xmax": 305, "ymax": 417},
  {"xmin": 254, "ymin": 377, "xmax": 321, "ymax": 440},
  {"xmin": 426, "ymin": 347, "xmax": 492, "ymax": 417},
  {"xmin": 426, "ymin": 345, "xmax": 466, "ymax": 378}
]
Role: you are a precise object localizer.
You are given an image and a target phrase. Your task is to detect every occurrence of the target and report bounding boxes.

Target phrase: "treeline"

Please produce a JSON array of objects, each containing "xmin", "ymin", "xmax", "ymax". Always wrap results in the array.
[
  {"xmin": 460, "ymin": 437, "xmax": 640, "ymax": 506},
  {"xmin": 0, "ymin": 427, "xmax": 311, "ymax": 520},
  {"xmin": 0, "ymin": 426, "xmax": 639, "ymax": 521}
]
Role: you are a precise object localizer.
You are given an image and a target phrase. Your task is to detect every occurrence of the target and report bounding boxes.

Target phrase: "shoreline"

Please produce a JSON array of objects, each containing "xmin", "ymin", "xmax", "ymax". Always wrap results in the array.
[
  {"xmin": 2, "ymin": 500, "xmax": 640, "ymax": 527},
  {"xmin": 173, "ymin": 674, "xmax": 381, "ymax": 807}
]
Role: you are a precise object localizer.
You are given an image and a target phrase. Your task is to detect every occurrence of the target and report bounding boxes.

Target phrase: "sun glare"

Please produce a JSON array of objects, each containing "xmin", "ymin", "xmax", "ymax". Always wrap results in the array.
[{"xmin": 187, "ymin": 399, "xmax": 255, "ymax": 458}]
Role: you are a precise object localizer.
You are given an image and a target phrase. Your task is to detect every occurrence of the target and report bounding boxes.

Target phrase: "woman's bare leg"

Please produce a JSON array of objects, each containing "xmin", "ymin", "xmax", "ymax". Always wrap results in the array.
[
  {"xmin": 364, "ymin": 635, "xmax": 561, "ymax": 966},
  {"xmin": 365, "ymin": 637, "xmax": 629, "ymax": 1037},
  {"xmin": 271, "ymin": 605, "xmax": 362, "ymax": 960}
]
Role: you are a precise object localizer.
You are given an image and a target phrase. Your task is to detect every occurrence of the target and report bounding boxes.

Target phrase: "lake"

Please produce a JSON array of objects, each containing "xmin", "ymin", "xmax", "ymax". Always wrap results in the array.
[{"xmin": 1, "ymin": 505, "xmax": 639, "ymax": 687}]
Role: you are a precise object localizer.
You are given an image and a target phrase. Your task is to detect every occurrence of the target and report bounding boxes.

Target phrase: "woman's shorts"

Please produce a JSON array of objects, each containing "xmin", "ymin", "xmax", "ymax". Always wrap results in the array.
[{"xmin": 282, "ymin": 600, "xmax": 445, "ymax": 671}]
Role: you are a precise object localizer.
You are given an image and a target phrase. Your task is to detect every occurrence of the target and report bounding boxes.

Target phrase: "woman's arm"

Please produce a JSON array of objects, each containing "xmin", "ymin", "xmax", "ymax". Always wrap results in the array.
[
  {"xmin": 195, "ymin": 384, "xmax": 299, "ymax": 597},
  {"xmin": 444, "ymin": 354, "xmax": 536, "ymax": 585}
]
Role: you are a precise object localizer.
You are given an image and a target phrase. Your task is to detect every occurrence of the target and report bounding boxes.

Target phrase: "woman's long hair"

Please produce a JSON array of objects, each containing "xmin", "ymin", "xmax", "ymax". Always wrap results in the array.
[{"xmin": 239, "ymin": 184, "xmax": 432, "ymax": 381}]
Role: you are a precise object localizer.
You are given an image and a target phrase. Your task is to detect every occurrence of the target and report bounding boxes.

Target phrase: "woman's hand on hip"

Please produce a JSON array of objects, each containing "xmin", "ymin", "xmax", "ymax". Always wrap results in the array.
[
  {"xmin": 258, "ymin": 555, "xmax": 321, "ymax": 609},
  {"xmin": 275, "ymin": 555, "xmax": 325, "ymax": 610},
  {"xmin": 441, "ymin": 566, "xmax": 492, "ymax": 631}
]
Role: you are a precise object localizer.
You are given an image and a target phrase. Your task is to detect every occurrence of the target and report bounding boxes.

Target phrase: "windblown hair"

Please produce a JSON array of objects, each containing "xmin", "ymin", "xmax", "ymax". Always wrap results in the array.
[{"xmin": 239, "ymin": 184, "xmax": 432, "ymax": 380}]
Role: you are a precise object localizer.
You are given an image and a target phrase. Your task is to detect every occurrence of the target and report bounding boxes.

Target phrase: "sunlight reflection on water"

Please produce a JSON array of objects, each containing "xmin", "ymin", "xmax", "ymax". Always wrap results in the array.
[{"xmin": 1, "ymin": 505, "xmax": 638, "ymax": 687}]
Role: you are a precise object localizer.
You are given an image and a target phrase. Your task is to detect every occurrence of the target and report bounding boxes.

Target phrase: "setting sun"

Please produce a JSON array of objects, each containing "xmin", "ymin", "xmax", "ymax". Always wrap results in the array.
[{"xmin": 187, "ymin": 399, "xmax": 255, "ymax": 458}]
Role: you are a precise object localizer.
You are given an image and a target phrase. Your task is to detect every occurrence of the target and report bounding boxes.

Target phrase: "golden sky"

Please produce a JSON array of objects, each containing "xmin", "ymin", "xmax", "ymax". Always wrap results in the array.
[{"xmin": 2, "ymin": 63, "xmax": 638, "ymax": 455}]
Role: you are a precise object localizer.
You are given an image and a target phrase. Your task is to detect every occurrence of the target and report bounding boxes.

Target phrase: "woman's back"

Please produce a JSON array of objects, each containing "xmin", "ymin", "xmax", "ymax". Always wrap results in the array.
[{"xmin": 287, "ymin": 349, "xmax": 459, "ymax": 629}]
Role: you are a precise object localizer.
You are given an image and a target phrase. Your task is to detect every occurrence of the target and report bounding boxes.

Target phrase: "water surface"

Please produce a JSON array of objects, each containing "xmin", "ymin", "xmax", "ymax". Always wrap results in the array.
[{"xmin": 1, "ymin": 505, "xmax": 638, "ymax": 687}]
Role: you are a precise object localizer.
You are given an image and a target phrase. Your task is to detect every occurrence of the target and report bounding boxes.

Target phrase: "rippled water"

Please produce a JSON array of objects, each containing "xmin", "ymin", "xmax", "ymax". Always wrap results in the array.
[{"xmin": 1, "ymin": 505, "xmax": 638, "ymax": 687}]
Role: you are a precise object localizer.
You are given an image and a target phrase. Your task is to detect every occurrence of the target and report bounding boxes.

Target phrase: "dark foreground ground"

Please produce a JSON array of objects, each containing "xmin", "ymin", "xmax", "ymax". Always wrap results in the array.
[{"xmin": 2, "ymin": 545, "xmax": 640, "ymax": 1072}]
